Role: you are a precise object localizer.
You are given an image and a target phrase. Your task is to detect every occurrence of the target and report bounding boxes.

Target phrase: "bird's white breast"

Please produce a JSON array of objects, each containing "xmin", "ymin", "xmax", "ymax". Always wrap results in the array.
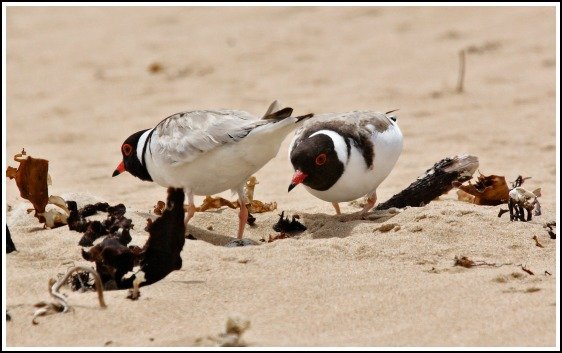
[{"xmin": 305, "ymin": 123, "xmax": 403, "ymax": 202}]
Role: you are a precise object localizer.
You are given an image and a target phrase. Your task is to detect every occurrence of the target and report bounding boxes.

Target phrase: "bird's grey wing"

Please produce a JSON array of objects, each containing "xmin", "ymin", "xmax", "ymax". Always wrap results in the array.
[
  {"xmin": 152, "ymin": 110, "xmax": 267, "ymax": 164},
  {"xmin": 312, "ymin": 111, "xmax": 394, "ymax": 134},
  {"xmin": 289, "ymin": 111, "xmax": 395, "ymax": 156}
]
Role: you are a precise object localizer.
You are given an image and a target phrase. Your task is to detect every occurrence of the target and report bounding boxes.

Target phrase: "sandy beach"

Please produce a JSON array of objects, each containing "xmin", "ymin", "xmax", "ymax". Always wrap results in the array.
[{"xmin": 4, "ymin": 6, "xmax": 558, "ymax": 347}]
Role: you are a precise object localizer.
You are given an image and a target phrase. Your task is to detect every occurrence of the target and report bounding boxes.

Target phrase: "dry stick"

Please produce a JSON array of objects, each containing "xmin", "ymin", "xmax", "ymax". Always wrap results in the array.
[
  {"xmin": 456, "ymin": 49, "xmax": 466, "ymax": 93},
  {"xmin": 376, "ymin": 155, "xmax": 479, "ymax": 210}
]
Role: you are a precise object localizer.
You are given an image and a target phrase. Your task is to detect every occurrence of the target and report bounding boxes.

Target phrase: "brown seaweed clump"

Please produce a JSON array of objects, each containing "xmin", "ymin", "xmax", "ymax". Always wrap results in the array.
[
  {"xmin": 66, "ymin": 202, "xmax": 133, "ymax": 247},
  {"xmin": 81, "ymin": 188, "xmax": 186, "ymax": 289},
  {"xmin": 272, "ymin": 211, "xmax": 307, "ymax": 233}
]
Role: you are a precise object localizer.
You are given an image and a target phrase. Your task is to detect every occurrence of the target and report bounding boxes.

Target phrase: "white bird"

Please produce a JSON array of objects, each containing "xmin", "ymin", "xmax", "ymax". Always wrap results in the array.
[
  {"xmin": 288, "ymin": 110, "xmax": 403, "ymax": 217},
  {"xmin": 113, "ymin": 101, "xmax": 313, "ymax": 239}
]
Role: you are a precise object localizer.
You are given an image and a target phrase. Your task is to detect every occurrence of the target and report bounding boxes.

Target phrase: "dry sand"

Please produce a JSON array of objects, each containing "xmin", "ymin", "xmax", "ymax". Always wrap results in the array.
[{"xmin": 4, "ymin": 6, "xmax": 558, "ymax": 347}]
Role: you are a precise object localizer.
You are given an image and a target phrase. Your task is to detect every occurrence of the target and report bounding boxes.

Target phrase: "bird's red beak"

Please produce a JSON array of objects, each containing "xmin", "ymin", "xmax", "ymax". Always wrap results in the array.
[
  {"xmin": 288, "ymin": 170, "xmax": 308, "ymax": 192},
  {"xmin": 112, "ymin": 161, "xmax": 126, "ymax": 177}
]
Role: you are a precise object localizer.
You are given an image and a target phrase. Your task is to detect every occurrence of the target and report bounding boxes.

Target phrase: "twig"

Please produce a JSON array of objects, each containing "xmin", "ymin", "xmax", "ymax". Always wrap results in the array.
[{"xmin": 456, "ymin": 49, "xmax": 466, "ymax": 93}]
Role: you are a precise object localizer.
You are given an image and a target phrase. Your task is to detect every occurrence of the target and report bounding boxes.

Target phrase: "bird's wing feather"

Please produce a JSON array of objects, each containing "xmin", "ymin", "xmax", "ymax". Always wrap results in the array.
[
  {"xmin": 152, "ymin": 109, "xmax": 297, "ymax": 165},
  {"xmin": 291, "ymin": 111, "xmax": 393, "ymax": 147}
]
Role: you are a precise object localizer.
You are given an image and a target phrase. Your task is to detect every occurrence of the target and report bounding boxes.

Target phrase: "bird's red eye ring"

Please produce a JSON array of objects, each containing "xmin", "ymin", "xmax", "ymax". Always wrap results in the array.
[
  {"xmin": 315, "ymin": 153, "xmax": 327, "ymax": 166},
  {"xmin": 122, "ymin": 144, "xmax": 133, "ymax": 156}
]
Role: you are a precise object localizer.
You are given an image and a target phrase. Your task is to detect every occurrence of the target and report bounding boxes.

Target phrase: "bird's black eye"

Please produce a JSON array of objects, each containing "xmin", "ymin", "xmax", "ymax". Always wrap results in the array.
[
  {"xmin": 315, "ymin": 153, "xmax": 327, "ymax": 166},
  {"xmin": 122, "ymin": 144, "xmax": 133, "ymax": 156}
]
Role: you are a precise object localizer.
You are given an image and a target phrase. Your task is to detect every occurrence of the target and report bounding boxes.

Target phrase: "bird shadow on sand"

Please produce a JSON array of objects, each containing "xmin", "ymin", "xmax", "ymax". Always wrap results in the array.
[
  {"xmin": 175, "ymin": 209, "xmax": 400, "ymax": 246},
  {"xmin": 298, "ymin": 208, "xmax": 401, "ymax": 240},
  {"xmin": 183, "ymin": 208, "xmax": 402, "ymax": 246},
  {"xmin": 185, "ymin": 225, "xmax": 244, "ymax": 247}
]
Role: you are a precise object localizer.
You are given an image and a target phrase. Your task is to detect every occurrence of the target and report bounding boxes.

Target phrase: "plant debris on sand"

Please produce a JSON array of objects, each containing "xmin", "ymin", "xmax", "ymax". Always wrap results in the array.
[
  {"xmin": 494, "ymin": 176, "xmax": 542, "ymax": 222},
  {"xmin": 6, "ymin": 149, "xmax": 69, "ymax": 228},
  {"xmin": 81, "ymin": 188, "xmax": 186, "ymax": 289},
  {"xmin": 67, "ymin": 201, "xmax": 133, "ymax": 247},
  {"xmin": 272, "ymin": 211, "xmax": 307, "ymax": 233},
  {"xmin": 455, "ymin": 172, "xmax": 509, "ymax": 206}
]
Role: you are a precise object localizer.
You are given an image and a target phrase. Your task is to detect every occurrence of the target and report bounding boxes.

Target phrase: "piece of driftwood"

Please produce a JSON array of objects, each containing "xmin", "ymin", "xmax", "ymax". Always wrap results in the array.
[{"xmin": 376, "ymin": 155, "xmax": 479, "ymax": 210}]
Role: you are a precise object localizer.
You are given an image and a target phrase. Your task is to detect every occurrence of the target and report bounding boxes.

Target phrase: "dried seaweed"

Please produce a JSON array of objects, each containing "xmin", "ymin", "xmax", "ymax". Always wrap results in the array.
[
  {"xmin": 81, "ymin": 236, "xmax": 137, "ymax": 288},
  {"xmin": 195, "ymin": 316, "xmax": 250, "ymax": 347},
  {"xmin": 494, "ymin": 176, "xmax": 542, "ymax": 222},
  {"xmin": 272, "ymin": 211, "xmax": 307, "ymax": 233},
  {"xmin": 544, "ymin": 221, "xmax": 556, "ymax": 239},
  {"xmin": 519, "ymin": 264, "xmax": 534, "ymax": 275},
  {"xmin": 67, "ymin": 201, "xmax": 132, "ymax": 247},
  {"xmin": 6, "ymin": 149, "xmax": 49, "ymax": 214},
  {"xmin": 81, "ymin": 188, "xmax": 186, "ymax": 289},
  {"xmin": 248, "ymin": 200, "xmax": 277, "ymax": 213},
  {"xmin": 33, "ymin": 266, "xmax": 105, "ymax": 325},
  {"xmin": 135, "ymin": 188, "xmax": 185, "ymax": 286},
  {"xmin": 196, "ymin": 195, "xmax": 237, "ymax": 212},
  {"xmin": 532, "ymin": 235, "xmax": 544, "ymax": 248},
  {"xmin": 6, "ymin": 226, "xmax": 16, "ymax": 254},
  {"xmin": 194, "ymin": 176, "xmax": 277, "ymax": 214},
  {"xmin": 454, "ymin": 256, "xmax": 476, "ymax": 268},
  {"xmin": 266, "ymin": 232, "xmax": 294, "ymax": 243},
  {"xmin": 69, "ymin": 271, "xmax": 95, "ymax": 292},
  {"xmin": 453, "ymin": 256, "xmax": 506, "ymax": 268},
  {"xmin": 153, "ymin": 200, "xmax": 165, "ymax": 215},
  {"xmin": 6, "ymin": 149, "xmax": 70, "ymax": 228},
  {"xmin": 247, "ymin": 213, "xmax": 256, "ymax": 226},
  {"xmin": 506, "ymin": 187, "xmax": 541, "ymax": 222},
  {"xmin": 454, "ymin": 172, "xmax": 509, "ymax": 205}
]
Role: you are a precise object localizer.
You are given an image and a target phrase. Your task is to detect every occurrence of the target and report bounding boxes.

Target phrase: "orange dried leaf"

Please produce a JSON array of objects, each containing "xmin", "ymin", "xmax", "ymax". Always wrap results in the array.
[
  {"xmin": 196, "ymin": 196, "xmax": 237, "ymax": 212},
  {"xmin": 249, "ymin": 200, "xmax": 277, "ymax": 213},
  {"xmin": 455, "ymin": 173, "xmax": 509, "ymax": 205}
]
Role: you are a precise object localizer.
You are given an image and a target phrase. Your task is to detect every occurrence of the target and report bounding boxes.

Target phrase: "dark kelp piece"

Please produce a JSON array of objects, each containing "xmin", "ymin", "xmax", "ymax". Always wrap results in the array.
[
  {"xmin": 7, "ymin": 226, "xmax": 16, "ymax": 254},
  {"xmin": 135, "ymin": 187, "xmax": 186, "ymax": 286},
  {"xmin": 68, "ymin": 201, "xmax": 133, "ymax": 247},
  {"xmin": 272, "ymin": 211, "xmax": 307, "ymax": 233},
  {"xmin": 544, "ymin": 222, "xmax": 556, "ymax": 239},
  {"xmin": 81, "ymin": 236, "xmax": 136, "ymax": 289},
  {"xmin": 81, "ymin": 188, "xmax": 186, "ymax": 289}
]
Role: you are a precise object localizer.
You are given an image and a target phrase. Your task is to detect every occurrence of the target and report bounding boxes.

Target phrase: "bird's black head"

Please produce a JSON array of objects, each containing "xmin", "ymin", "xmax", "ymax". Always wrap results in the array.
[
  {"xmin": 288, "ymin": 134, "xmax": 344, "ymax": 192},
  {"xmin": 112, "ymin": 129, "xmax": 153, "ymax": 182}
]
